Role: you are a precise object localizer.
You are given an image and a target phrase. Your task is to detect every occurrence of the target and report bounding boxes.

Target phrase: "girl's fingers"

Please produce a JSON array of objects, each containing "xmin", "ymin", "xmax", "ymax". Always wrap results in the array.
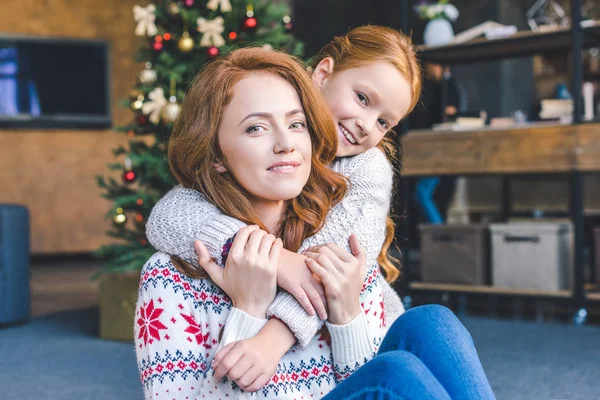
[
  {"xmin": 236, "ymin": 365, "xmax": 261, "ymax": 391},
  {"xmin": 305, "ymin": 258, "xmax": 334, "ymax": 289},
  {"xmin": 244, "ymin": 372, "xmax": 272, "ymax": 393},
  {"xmin": 257, "ymin": 234, "xmax": 276, "ymax": 259},
  {"xmin": 195, "ymin": 240, "xmax": 224, "ymax": 287},
  {"xmin": 245, "ymin": 229, "xmax": 267, "ymax": 257},
  {"xmin": 349, "ymin": 234, "xmax": 366, "ymax": 272},
  {"xmin": 230, "ymin": 225, "xmax": 260, "ymax": 258},
  {"xmin": 317, "ymin": 246, "xmax": 345, "ymax": 273},
  {"xmin": 268, "ymin": 238, "xmax": 283, "ymax": 264},
  {"xmin": 225, "ymin": 353, "xmax": 253, "ymax": 382},
  {"xmin": 304, "ymin": 283, "xmax": 327, "ymax": 320},
  {"xmin": 213, "ymin": 343, "xmax": 244, "ymax": 382}
]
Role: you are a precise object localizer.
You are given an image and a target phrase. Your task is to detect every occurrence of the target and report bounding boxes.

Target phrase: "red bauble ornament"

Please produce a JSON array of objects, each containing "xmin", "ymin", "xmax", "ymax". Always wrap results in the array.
[
  {"xmin": 122, "ymin": 170, "xmax": 136, "ymax": 183},
  {"xmin": 153, "ymin": 41, "xmax": 163, "ymax": 51},
  {"xmin": 135, "ymin": 214, "xmax": 144, "ymax": 222},
  {"xmin": 207, "ymin": 46, "xmax": 219, "ymax": 57},
  {"xmin": 184, "ymin": 0, "xmax": 193, "ymax": 6},
  {"xmin": 243, "ymin": 17, "xmax": 257, "ymax": 31},
  {"xmin": 228, "ymin": 31, "xmax": 237, "ymax": 40}
]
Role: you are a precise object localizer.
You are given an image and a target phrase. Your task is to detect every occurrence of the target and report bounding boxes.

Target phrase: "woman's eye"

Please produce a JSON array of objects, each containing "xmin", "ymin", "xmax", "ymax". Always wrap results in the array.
[
  {"xmin": 357, "ymin": 92, "xmax": 368, "ymax": 105},
  {"xmin": 289, "ymin": 121, "xmax": 306, "ymax": 130},
  {"xmin": 246, "ymin": 125, "xmax": 265, "ymax": 134},
  {"xmin": 378, "ymin": 119, "xmax": 389, "ymax": 129}
]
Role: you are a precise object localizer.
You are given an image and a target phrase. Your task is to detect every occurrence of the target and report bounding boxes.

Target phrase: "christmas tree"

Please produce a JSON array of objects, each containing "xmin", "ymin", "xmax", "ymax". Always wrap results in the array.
[{"xmin": 96, "ymin": 0, "xmax": 303, "ymax": 275}]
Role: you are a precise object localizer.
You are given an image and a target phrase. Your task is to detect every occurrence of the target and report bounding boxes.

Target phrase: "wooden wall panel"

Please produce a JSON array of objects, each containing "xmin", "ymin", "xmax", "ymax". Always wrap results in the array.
[{"xmin": 0, "ymin": 0, "xmax": 143, "ymax": 254}]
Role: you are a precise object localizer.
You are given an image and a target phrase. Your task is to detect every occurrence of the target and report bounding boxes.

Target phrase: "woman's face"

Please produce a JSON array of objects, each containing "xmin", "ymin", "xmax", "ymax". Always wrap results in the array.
[
  {"xmin": 313, "ymin": 59, "xmax": 412, "ymax": 157},
  {"xmin": 217, "ymin": 72, "xmax": 312, "ymax": 204}
]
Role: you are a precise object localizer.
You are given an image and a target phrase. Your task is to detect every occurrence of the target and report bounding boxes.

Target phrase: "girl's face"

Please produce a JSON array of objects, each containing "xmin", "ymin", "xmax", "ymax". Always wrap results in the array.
[
  {"xmin": 217, "ymin": 72, "xmax": 312, "ymax": 205},
  {"xmin": 313, "ymin": 59, "xmax": 412, "ymax": 157}
]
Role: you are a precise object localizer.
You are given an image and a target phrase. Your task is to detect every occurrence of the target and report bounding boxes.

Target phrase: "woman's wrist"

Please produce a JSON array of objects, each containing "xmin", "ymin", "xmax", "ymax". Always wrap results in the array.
[{"xmin": 328, "ymin": 303, "xmax": 362, "ymax": 326}]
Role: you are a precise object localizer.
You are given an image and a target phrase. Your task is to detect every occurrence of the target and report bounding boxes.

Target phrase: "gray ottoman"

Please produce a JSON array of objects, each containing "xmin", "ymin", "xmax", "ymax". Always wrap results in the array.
[{"xmin": 0, "ymin": 204, "xmax": 30, "ymax": 325}]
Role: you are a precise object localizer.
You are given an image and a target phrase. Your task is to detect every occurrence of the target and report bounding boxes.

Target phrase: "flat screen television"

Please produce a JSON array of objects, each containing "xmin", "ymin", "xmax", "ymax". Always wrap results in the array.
[{"xmin": 0, "ymin": 35, "xmax": 111, "ymax": 129}]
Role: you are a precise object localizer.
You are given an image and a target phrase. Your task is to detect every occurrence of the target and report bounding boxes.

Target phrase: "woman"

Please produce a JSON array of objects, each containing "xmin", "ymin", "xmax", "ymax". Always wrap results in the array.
[{"xmin": 136, "ymin": 47, "xmax": 495, "ymax": 399}]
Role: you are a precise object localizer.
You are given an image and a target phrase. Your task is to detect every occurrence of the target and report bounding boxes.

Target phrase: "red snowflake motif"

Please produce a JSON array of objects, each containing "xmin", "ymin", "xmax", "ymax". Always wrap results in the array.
[
  {"xmin": 181, "ymin": 313, "xmax": 212, "ymax": 348},
  {"xmin": 183, "ymin": 282, "xmax": 191, "ymax": 291},
  {"xmin": 173, "ymin": 274, "xmax": 181, "ymax": 283},
  {"xmin": 137, "ymin": 299, "xmax": 168, "ymax": 346},
  {"xmin": 317, "ymin": 326, "xmax": 331, "ymax": 346},
  {"xmin": 162, "ymin": 269, "xmax": 170, "ymax": 277},
  {"xmin": 379, "ymin": 301, "xmax": 386, "ymax": 326}
]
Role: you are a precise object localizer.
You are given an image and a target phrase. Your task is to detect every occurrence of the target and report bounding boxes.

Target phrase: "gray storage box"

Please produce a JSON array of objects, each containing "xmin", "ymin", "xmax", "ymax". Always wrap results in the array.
[
  {"xmin": 490, "ymin": 223, "xmax": 572, "ymax": 291},
  {"xmin": 419, "ymin": 224, "xmax": 489, "ymax": 285}
]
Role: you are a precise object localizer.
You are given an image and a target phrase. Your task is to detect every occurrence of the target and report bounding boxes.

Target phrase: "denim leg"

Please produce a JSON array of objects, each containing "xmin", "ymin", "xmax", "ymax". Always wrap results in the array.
[
  {"xmin": 379, "ymin": 305, "xmax": 496, "ymax": 400},
  {"xmin": 323, "ymin": 351, "xmax": 451, "ymax": 400}
]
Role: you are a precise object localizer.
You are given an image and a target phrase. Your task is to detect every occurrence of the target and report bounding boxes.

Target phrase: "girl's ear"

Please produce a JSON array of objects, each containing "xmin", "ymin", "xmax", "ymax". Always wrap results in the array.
[
  {"xmin": 213, "ymin": 163, "xmax": 227, "ymax": 173},
  {"xmin": 312, "ymin": 57, "xmax": 335, "ymax": 88}
]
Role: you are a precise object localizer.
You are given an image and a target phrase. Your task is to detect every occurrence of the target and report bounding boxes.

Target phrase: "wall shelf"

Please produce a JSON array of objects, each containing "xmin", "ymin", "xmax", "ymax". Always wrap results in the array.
[{"xmin": 417, "ymin": 23, "xmax": 600, "ymax": 65}]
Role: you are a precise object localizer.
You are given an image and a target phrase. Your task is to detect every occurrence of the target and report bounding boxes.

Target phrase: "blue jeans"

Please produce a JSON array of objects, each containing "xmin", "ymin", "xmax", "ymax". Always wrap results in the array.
[{"xmin": 323, "ymin": 305, "xmax": 495, "ymax": 399}]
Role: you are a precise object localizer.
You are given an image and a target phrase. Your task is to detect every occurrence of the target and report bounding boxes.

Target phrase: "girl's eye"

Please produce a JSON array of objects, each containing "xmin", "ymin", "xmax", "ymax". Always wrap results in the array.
[
  {"xmin": 378, "ymin": 119, "xmax": 389, "ymax": 129},
  {"xmin": 246, "ymin": 125, "xmax": 265, "ymax": 134},
  {"xmin": 289, "ymin": 121, "xmax": 306, "ymax": 130},
  {"xmin": 356, "ymin": 92, "xmax": 368, "ymax": 105}
]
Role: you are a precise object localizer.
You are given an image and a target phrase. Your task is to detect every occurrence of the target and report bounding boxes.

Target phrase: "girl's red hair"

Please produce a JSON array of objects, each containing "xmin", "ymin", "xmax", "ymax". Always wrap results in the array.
[{"xmin": 312, "ymin": 25, "xmax": 423, "ymax": 283}]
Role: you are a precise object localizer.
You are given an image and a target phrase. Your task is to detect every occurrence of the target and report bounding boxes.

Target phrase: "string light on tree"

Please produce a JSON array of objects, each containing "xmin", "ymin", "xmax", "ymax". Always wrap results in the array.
[
  {"xmin": 161, "ymin": 77, "xmax": 182, "ymax": 123},
  {"xmin": 135, "ymin": 214, "xmax": 144, "ymax": 222},
  {"xmin": 113, "ymin": 207, "xmax": 127, "ymax": 226},
  {"xmin": 207, "ymin": 46, "xmax": 219, "ymax": 57},
  {"xmin": 184, "ymin": 0, "xmax": 194, "ymax": 7},
  {"xmin": 122, "ymin": 157, "xmax": 137, "ymax": 184},
  {"xmin": 228, "ymin": 31, "xmax": 237, "ymax": 40},
  {"xmin": 153, "ymin": 36, "xmax": 163, "ymax": 51},
  {"xmin": 139, "ymin": 62, "xmax": 157, "ymax": 84},
  {"xmin": 283, "ymin": 15, "xmax": 292, "ymax": 31},
  {"xmin": 243, "ymin": 4, "xmax": 257, "ymax": 31},
  {"xmin": 168, "ymin": 2, "xmax": 180, "ymax": 15}
]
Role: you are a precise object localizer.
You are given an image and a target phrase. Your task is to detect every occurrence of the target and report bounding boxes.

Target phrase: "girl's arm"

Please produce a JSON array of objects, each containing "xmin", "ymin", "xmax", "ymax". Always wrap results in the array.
[
  {"xmin": 268, "ymin": 148, "xmax": 393, "ymax": 348},
  {"xmin": 135, "ymin": 253, "xmax": 249, "ymax": 398},
  {"xmin": 145, "ymin": 186, "xmax": 247, "ymax": 267}
]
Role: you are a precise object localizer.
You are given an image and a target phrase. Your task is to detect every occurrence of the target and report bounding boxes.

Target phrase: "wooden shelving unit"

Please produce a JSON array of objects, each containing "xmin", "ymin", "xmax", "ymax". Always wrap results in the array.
[{"xmin": 398, "ymin": 0, "xmax": 599, "ymax": 324}]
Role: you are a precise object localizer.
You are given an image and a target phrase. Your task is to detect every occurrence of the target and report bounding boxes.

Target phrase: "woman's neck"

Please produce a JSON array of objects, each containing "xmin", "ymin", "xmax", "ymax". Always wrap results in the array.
[{"xmin": 251, "ymin": 199, "xmax": 286, "ymax": 234}]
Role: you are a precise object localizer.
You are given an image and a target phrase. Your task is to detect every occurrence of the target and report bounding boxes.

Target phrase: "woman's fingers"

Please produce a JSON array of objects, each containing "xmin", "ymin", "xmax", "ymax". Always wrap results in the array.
[
  {"xmin": 194, "ymin": 240, "xmax": 224, "ymax": 287},
  {"xmin": 324, "ymin": 242, "xmax": 354, "ymax": 263},
  {"xmin": 229, "ymin": 225, "xmax": 260, "ymax": 258},
  {"xmin": 235, "ymin": 365, "xmax": 261, "ymax": 391},
  {"xmin": 349, "ymin": 234, "xmax": 366, "ymax": 274},
  {"xmin": 257, "ymin": 233, "xmax": 276, "ymax": 260},
  {"xmin": 245, "ymin": 228, "xmax": 268, "ymax": 257},
  {"xmin": 305, "ymin": 258, "xmax": 334, "ymax": 289},
  {"xmin": 316, "ymin": 246, "xmax": 345, "ymax": 273}
]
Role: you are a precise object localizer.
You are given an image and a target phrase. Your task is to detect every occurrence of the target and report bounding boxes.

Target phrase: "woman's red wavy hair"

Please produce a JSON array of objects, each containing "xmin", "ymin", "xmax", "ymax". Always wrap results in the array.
[{"xmin": 168, "ymin": 47, "xmax": 348, "ymax": 279}]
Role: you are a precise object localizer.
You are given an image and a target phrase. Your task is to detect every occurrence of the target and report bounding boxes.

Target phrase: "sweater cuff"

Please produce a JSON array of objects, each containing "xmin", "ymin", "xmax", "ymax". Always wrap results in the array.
[
  {"xmin": 326, "ymin": 312, "xmax": 374, "ymax": 366},
  {"xmin": 267, "ymin": 291, "xmax": 324, "ymax": 349},
  {"xmin": 217, "ymin": 307, "xmax": 268, "ymax": 351},
  {"xmin": 196, "ymin": 217, "xmax": 247, "ymax": 266}
]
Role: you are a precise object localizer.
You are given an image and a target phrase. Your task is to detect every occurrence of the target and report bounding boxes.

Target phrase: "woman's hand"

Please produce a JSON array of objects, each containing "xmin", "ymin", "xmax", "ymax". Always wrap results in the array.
[
  {"xmin": 195, "ymin": 225, "xmax": 282, "ymax": 319},
  {"xmin": 304, "ymin": 234, "xmax": 366, "ymax": 325},
  {"xmin": 276, "ymin": 249, "xmax": 327, "ymax": 319}
]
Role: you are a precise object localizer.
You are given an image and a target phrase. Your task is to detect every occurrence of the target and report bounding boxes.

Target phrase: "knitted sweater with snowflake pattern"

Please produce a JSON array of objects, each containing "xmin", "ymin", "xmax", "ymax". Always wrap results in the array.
[
  {"xmin": 145, "ymin": 148, "xmax": 405, "ymax": 349},
  {"xmin": 135, "ymin": 252, "xmax": 388, "ymax": 399}
]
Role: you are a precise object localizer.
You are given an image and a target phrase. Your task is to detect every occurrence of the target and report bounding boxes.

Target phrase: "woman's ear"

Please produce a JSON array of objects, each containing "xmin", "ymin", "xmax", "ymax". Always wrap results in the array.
[
  {"xmin": 312, "ymin": 57, "xmax": 335, "ymax": 88},
  {"xmin": 213, "ymin": 163, "xmax": 227, "ymax": 173}
]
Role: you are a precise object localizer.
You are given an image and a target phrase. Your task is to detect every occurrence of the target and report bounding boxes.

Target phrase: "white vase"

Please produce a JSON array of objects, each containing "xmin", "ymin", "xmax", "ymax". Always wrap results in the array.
[{"xmin": 424, "ymin": 18, "xmax": 455, "ymax": 46}]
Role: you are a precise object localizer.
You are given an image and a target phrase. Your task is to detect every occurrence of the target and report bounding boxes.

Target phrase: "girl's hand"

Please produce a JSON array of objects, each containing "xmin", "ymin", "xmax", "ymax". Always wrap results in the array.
[
  {"xmin": 212, "ymin": 335, "xmax": 280, "ymax": 392},
  {"xmin": 276, "ymin": 249, "xmax": 328, "ymax": 319},
  {"xmin": 195, "ymin": 225, "xmax": 282, "ymax": 319},
  {"xmin": 304, "ymin": 234, "xmax": 366, "ymax": 325}
]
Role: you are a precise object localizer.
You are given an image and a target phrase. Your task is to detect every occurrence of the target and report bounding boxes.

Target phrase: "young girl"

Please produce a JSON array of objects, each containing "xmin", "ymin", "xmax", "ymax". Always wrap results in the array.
[{"xmin": 146, "ymin": 25, "xmax": 417, "ymax": 348}]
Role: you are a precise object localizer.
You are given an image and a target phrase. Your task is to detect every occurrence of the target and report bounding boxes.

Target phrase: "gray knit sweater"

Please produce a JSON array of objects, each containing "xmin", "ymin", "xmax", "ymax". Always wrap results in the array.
[{"xmin": 145, "ymin": 148, "xmax": 405, "ymax": 348}]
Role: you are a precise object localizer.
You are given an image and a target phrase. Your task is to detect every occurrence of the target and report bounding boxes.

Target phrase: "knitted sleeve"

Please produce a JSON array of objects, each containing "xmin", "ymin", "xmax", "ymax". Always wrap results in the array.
[
  {"xmin": 267, "ymin": 148, "xmax": 393, "ymax": 348},
  {"xmin": 135, "ymin": 252, "xmax": 255, "ymax": 399},
  {"xmin": 145, "ymin": 186, "xmax": 247, "ymax": 267}
]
